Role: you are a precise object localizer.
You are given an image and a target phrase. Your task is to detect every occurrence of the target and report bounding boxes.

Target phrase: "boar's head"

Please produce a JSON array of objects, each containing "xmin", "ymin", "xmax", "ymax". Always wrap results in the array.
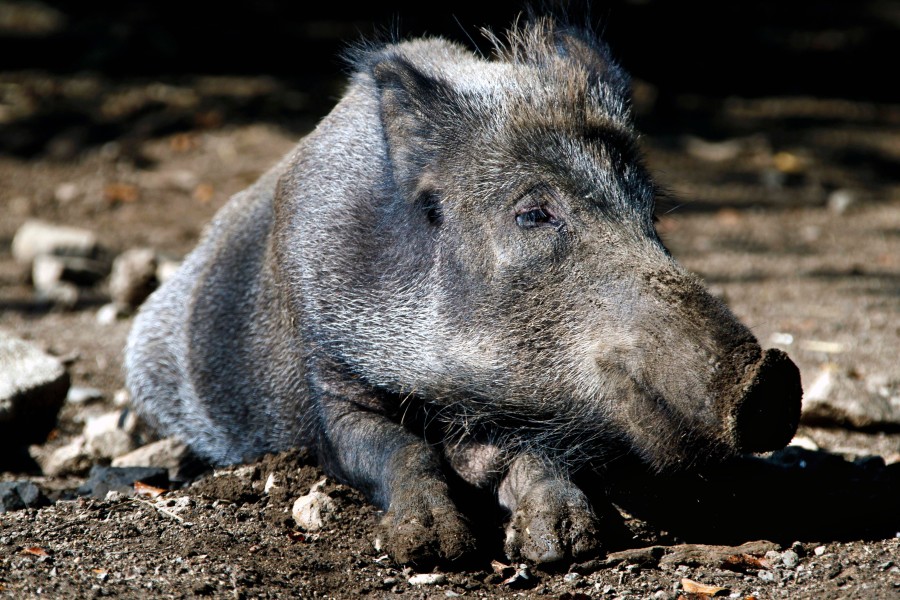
[{"xmin": 348, "ymin": 18, "xmax": 802, "ymax": 473}]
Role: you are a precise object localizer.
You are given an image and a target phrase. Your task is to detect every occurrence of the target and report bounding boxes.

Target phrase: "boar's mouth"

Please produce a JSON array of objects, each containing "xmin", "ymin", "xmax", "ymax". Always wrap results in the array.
[{"xmin": 720, "ymin": 346, "xmax": 803, "ymax": 454}]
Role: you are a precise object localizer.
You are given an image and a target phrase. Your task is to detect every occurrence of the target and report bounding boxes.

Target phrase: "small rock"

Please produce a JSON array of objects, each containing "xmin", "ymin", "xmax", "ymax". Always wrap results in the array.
[
  {"xmin": 769, "ymin": 332, "xmax": 794, "ymax": 346},
  {"xmin": 804, "ymin": 366, "xmax": 835, "ymax": 403},
  {"xmin": 38, "ymin": 435, "xmax": 91, "ymax": 476},
  {"xmin": 112, "ymin": 437, "xmax": 203, "ymax": 482},
  {"xmin": 684, "ymin": 136, "xmax": 744, "ymax": 162},
  {"xmin": 156, "ymin": 257, "xmax": 182, "ymax": 284},
  {"xmin": 782, "ymin": 550, "xmax": 800, "ymax": 569},
  {"xmin": 78, "ymin": 465, "xmax": 169, "ymax": 498},
  {"xmin": 112, "ymin": 388, "xmax": 130, "ymax": 407},
  {"xmin": 827, "ymin": 189, "xmax": 856, "ymax": 214},
  {"xmin": 54, "ymin": 182, "xmax": 80, "ymax": 204},
  {"xmin": 788, "ymin": 435, "xmax": 819, "ymax": 451},
  {"xmin": 142, "ymin": 169, "xmax": 198, "ymax": 192},
  {"xmin": 104, "ymin": 490, "xmax": 126, "ymax": 502},
  {"xmin": 0, "ymin": 481, "xmax": 47, "ymax": 513},
  {"xmin": 35, "ymin": 280, "xmax": 80, "ymax": 308},
  {"xmin": 12, "ymin": 220, "xmax": 99, "ymax": 266},
  {"xmin": 761, "ymin": 168, "xmax": 787, "ymax": 189},
  {"xmin": 798, "ymin": 339, "xmax": 844, "ymax": 354},
  {"xmin": 814, "ymin": 545, "xmax": 826, "ymax": 557},
  {"xmin": 292, "ymin": 479, "xmax": 336, "ymax": 531},
  {"xmin": 408, "ymin": 573, "xmax": 447, "ymax": 586},
  {"xmin": 66, "ymin": 386, "xmax": 103, "ymax": 405},
  {"xmin": 84, "ymin": 410, "xmax": 139, "ymax": 459},
  {"xmin": 96, "ymin": 303, "xmax": 127, "ymax": 325},
  {"xmin": 31, "ymin": 254, "xmax": 66, "ymax": 290},
  {"xmin": 109, "ymin": 248, "xmax": 158, "ymax": 309},
  {"xmin": 169, "ymin": 170, "xmax": 199, "ymax": 191},
  {"xmin": 801, "ymin": 225, "xmax": 821, "ymax": 242},
  {"xmin": 563, "ymin": 572, "xmax": 581, "ymax": 583},
  {"xmin": 764, "ymin": 550, "xmax": 783, "ymax": 566},
  {"xmin": 758, "ymin": 569, "xmax": 776, "ymax": 583},
  {"xmin": 33, "ymin": 254, "xmax": 108, "ymax": 288},
  {"xmin": 0, "ymin": 331, "xmax": 70, "ymax": 451}
]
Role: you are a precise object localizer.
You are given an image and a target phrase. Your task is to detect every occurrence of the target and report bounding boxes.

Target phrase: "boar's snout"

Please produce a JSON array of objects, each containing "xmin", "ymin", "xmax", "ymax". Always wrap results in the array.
[{"xmin": 722, "ymin": 346, "xmax": 802, "ymax": 453}]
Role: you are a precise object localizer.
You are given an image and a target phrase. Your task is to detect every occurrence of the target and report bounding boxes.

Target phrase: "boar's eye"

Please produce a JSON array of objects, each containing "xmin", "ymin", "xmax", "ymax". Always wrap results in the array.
[
  {"xmin": 415, "ymin": 190, "xmax": 443, "ymax": 226},
  {"xmin": 516, "ymin": 206, "xmax": 560, "ymax": 229}
]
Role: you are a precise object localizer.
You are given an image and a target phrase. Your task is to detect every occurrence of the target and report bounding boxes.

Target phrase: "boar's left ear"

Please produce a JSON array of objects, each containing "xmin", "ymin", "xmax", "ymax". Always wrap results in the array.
[
  {"xmin": 371, "ymin": 56, "xmax": 463, "ymax": 200},
  {"xmin": 554, "ymin": 29, "xmax": 632, "ymax": 121}
]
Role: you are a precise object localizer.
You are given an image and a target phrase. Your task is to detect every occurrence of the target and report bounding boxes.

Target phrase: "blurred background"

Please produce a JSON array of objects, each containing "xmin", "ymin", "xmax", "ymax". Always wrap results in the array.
[{"xmin": 1, "ymin": 0, "xmax": 898, "ymax": 159}]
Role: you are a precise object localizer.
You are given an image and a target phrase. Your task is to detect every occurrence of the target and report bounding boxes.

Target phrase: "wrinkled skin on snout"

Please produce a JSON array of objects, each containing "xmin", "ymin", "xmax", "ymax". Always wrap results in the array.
[{"xmin": 126, "ymin": 17, "xmax": 802, "ymax": 566}]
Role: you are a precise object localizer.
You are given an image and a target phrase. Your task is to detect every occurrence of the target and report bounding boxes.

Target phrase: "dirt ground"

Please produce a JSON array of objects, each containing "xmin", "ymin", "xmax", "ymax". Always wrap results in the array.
[{"xmin": 2, "ymin": 8, "xmax": 900, "ymax": 599}]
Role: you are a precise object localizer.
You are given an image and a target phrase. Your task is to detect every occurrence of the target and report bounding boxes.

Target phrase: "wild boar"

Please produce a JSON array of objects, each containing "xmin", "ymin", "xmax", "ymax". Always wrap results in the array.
[{"xmin": 125, "ymin": 15, "xmax": 802, "ymax": 564}]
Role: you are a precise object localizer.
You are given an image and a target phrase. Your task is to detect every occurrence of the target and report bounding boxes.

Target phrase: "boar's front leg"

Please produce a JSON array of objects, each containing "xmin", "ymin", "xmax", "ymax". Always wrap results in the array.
[
  {"xmin": 311, "ymin": 367, "xmax": 475, "ymax": 564},
  {"xmin": 499, "ymin": 454, "xmax": 602, "ymax": 563}
]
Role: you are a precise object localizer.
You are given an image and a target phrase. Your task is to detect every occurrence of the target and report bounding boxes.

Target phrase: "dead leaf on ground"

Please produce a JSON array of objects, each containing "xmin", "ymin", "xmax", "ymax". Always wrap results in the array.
[
  {"xmin": 133, "ymin": 481, "xmax": 167, "ymax": 498},
  {"xmin": 21, "ymin": 546, "xmax": 50, "ymax": 557},
  {"xmin": 490, "ymin": 559, "xmax": 512, "ymax": 575},
  {"xmin": 169, "ymin": 133, "xmax": 198, "ymax": 152},
  {"xmin": 721, "ymin": 553, "xmax": 772, "ymax": 572},
  {"xmin": 715, "ymin": 208, "xmax": 742, "ymax": 226},
  {"xmin": 193, "ymin": 183, "xmax": 214, "ymax": 203},
  {"xmin": 286, "ymin": 531, "xmax": 307, "ymax": 543},
  {"xmin": 681, "ymin": 577, "xmax": 729, "ymax": 596},
  {"xmin": 679, "ymin": 596, "xmax": 751, "ymax": 600},
  {"xmin": 104, "ymin": 182, "xmax": 140, "ymax": 204}
]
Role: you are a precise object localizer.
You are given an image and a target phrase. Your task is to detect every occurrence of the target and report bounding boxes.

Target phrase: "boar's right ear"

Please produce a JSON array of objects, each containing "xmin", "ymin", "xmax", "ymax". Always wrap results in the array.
[{"xmin": 370, "ymin": 56, "xmax": 462, "ymax": 200}]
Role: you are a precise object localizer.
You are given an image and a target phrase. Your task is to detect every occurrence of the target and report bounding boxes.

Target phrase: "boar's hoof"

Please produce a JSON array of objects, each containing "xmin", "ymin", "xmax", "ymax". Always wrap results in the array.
[
  {"xmin": 375, "ymin": 501, "xmax": 476, "ymax": 565},
  {"xmin": 504, "ymin": 480, "xmax": 601, "ymax": 564}
]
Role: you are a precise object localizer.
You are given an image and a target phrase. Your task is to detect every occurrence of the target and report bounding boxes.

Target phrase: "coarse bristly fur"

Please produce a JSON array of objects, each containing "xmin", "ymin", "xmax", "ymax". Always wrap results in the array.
[{"xmin": 125, "ymin": 14, "xmax": 802, "ymax": 565}]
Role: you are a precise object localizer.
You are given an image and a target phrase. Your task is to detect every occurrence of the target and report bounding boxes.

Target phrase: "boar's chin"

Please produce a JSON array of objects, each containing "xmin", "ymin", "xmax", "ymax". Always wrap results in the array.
[{"xmin": 623, "ymin": 422, "xmax": 742, "ymax": 474}]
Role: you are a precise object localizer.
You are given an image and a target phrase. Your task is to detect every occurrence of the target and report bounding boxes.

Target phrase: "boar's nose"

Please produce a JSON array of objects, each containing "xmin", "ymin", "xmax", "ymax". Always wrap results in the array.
[{"xmin": 726, "ymin": 348, "xmax": 803, "ymax": 453}]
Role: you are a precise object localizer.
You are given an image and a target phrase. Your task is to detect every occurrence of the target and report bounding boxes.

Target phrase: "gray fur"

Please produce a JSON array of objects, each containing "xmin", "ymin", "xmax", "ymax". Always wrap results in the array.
[{"xmin": 126, "ymin": 16, "xmax": 802, "ymax": 564}]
